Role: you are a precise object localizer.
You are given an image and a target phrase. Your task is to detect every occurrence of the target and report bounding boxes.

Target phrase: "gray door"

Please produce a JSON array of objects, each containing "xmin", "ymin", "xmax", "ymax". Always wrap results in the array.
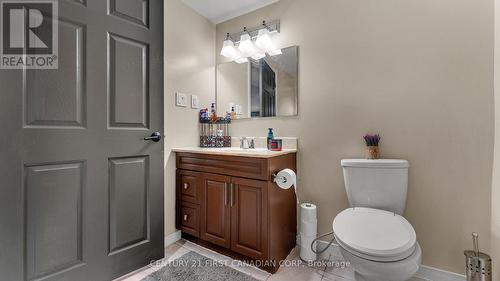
[{"xmin": 0, "ymin": 1, "xmax": 164, "ymax": 280}]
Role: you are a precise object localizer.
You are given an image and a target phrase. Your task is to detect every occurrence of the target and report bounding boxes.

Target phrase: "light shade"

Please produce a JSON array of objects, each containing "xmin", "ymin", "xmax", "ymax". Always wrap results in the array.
[
  {"xmin": 268, "ymin": 49, "xmax": 282, "ymax": 56},
  {"xmin": 235, "ymin": 57, "xmax": 248, "ymax": 64},
  {"xmin": 238, "ymin": 33, "xmax": 257, "ymax": 57},
  {"xmin": 251, "ymin": 52, "xmax": 266, "ymax": 60},
  {"xmin": 220, "ymin": 39, "xmax": 239, "ymax": 59},
  {"xmin": 255, "ymin": 28, "xmax": 274, "ymax": 51}
]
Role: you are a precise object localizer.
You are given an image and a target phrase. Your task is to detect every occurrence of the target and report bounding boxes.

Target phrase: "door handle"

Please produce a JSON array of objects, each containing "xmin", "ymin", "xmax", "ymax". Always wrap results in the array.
[
  {"xmin": 224, "ymin": 182, "xmax": 228, "ymax": 206},
  {"xmin": 230, "ymin": 183, "xmax": 234, "ymax": 207},
  {"xmin": 183, "ymin": 214, "xmax": 189, "ymax": 221},
  {"xmin": 144, "ymin": 132, "xmax": 162, "ymax": 142}
]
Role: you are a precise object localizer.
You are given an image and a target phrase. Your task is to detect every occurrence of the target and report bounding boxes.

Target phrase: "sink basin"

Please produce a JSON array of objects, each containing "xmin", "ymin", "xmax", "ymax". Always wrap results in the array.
[{"xmin": 220, "ymin": 147, "xmax": 269, "ymax": 152}]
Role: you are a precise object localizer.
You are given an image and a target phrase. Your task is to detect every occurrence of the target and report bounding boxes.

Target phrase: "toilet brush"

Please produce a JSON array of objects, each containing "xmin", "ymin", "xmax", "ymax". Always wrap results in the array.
[{"xmin": 464, "ymin": 233, "xmax": 492, "ymax": 281}]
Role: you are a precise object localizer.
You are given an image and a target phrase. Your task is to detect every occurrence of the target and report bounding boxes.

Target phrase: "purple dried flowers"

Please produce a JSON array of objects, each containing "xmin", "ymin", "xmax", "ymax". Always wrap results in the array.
[{"xmin": 363, "ymin": 134, "xmax": 381, "ymax": 147}]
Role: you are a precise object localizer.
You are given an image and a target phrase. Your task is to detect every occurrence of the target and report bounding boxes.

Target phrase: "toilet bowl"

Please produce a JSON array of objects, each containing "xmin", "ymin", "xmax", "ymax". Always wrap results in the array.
[
  {"xmin": 333, "ymin": 207, "xmax": 421, "ymax": 281},
  {"xmin": 338, "ymin": 159, "xmax": 420, "ymax": 281}
]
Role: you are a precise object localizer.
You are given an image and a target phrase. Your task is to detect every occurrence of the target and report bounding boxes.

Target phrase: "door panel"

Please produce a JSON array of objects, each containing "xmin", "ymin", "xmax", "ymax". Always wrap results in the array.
[
  {"xmin": 0, "ymin": 1, "xmax": 163, "ymax": 280},
  {"xmin": 108, "ymin": 156, "xmax": 149, "ymax": 254},
  {"xmin": 24, "ymin": 18, "xmax": 86, "ymax": 128},
  {"xmin": 108, "ymin": 32, "xmax": 149, "ymax": 128},
  {"xmin": 231, "ymin": 178, "xmax": 268, "ymax": 260},
  {"xmin": 201, "ymin": 174, "xmax": 231, "ymax": 248},
  {"xmin": 25, "ymin": 162, "xmax": 85, "ymax": 280},
  {"xmin": 109, "ymin": 0, "xmax": 149, "ymax": 28}
]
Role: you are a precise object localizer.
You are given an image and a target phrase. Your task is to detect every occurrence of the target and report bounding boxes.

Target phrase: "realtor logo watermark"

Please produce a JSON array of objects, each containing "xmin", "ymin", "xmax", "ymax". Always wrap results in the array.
[{"xmin": 1, "ymin": 0, "xmax": 58, "ymax": 69}]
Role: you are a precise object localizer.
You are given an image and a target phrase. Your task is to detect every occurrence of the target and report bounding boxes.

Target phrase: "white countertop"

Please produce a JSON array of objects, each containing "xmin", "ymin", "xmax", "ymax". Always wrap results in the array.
[{"xmin": 172, "ymin": 147, "xmax": 297, "ymax": 158}]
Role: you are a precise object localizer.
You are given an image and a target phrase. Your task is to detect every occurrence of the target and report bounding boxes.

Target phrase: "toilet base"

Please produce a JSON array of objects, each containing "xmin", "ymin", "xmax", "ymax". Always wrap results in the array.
[
  {"xmin": 340, "ymin": 243, "xmax": 422, "ymax": 281},
  {"xmin": 354, "ymin": 272, "xmax": 368, "ymax": 281}
]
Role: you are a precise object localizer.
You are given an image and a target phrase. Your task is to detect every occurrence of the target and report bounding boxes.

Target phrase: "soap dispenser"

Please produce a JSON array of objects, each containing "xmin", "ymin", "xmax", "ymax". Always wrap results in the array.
[{"xmin": 267, "ymin": 128, "xmax": 274, "ymax": 150}]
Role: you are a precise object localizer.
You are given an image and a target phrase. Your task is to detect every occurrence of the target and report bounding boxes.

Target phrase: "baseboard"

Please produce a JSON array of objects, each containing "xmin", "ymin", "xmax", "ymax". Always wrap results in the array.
[
  {"xmin": 164, "ymin": 230, "xmax": 181, "ymax": 247},
  {"xmin": 415, "ymin": 265, "xmax": 465, "ymax": 281},
  {"xmin": 296, "ymin": 234, "xmax": 466, "ymax": 281}
]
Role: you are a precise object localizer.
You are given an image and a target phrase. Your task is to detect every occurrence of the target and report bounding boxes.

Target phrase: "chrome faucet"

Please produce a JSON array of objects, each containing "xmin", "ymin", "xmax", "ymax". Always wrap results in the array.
[{"xmin": 239, "ymin": 137, "xmax": 255, "ymax": 149}]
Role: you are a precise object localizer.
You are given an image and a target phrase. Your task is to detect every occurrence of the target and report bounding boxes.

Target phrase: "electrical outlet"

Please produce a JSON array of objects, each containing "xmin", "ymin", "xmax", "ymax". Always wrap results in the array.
[
  {"xmin": 191, "ymin": 95, "xmax": 199, "ymax": 109},
  {"xmin": 175, "ymin": 92, "xmax": 187, "ymax": 107},
  {"xmin": 235, "ymin": 104, "xmax": 241, "ymax": 114}
]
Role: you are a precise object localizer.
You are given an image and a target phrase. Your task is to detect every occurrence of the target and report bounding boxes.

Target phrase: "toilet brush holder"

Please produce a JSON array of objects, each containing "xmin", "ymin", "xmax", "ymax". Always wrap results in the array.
[{"xmin": 465, "ymin": 233, "xmax": 492, "ymax": 281}]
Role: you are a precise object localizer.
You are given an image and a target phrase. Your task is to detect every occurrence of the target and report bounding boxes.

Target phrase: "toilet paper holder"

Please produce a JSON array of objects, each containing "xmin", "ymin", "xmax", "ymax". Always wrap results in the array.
[
  {"xmin": 273, "ymin": 169, "xmax": 299, "ymax": 203},
  {"xmin": 272, "ymin": 173, "xmax": 288, "ymax": 184}
]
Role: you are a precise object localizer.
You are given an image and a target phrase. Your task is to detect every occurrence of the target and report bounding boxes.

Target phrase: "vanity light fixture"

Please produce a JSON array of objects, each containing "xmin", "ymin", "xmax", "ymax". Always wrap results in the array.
[
  {"xmin": 238, "ymin": 27, "xmax": 258, "ymax": 57},
  {"xmin": 220, "ymin": 33, "xmax": 239, "ymax": 59},
  {"xmin": 256, "ymin": 22, "xmax": 282, "ymax": 56},
  {"xmin": 255, "ymin": 25, "xmax": 274, "ymax": 50},
  {"xmin": 220, "ymin": 20, "xmax": 281, "ymax": 62}
]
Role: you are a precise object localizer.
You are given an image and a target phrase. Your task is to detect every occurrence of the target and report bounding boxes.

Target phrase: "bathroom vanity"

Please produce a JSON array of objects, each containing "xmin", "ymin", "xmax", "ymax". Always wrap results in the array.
[{"xmin": 174, "ymin": 148, "xmax": 297, "ymax": 273}]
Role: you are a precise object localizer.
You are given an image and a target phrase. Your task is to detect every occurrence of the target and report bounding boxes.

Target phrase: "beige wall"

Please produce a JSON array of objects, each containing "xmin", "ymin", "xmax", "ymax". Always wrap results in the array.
[
  {"xmin": 164, "ymin": 0, "xmax": 216, "ymax": 235},
  {"xmin": 492, "ymin": 0, "xmax": 500, "ymax": 279},
  {"xmin": 216, "ymin": 0, "xmax": 494, "ymax": 274}
]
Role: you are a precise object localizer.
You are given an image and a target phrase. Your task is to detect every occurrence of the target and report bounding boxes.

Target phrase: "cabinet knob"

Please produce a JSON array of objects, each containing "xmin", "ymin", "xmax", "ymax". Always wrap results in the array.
[
  {"xmin": 183, "ymin": 214, "xmax": 189, "ymax": 221},
  {"xmin": 183, "ymin": 183, "xmax": 189, "ymax": 190}
]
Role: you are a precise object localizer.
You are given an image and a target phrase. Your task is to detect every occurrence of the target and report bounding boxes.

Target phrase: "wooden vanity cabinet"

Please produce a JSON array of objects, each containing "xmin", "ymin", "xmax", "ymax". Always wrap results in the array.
[{"xmin": 175, "ymin": 152, "xmax": 297, "ymax": 273}]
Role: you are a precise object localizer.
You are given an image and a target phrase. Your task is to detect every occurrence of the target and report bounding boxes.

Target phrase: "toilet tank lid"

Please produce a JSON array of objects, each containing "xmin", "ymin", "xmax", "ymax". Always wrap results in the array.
[{"xmin": 341, "ymin": 159, "xmax": 409, "ymax": 168}]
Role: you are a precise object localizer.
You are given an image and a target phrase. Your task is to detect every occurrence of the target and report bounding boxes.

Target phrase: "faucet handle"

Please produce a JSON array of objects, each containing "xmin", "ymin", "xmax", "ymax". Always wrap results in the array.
[
  {"xmin": 248, "ymin": 138, "xmax": 255, "ymax": 149},
  {"xmin": 240, "ymin": 137, "xmax": 249, "ymax": 149}
]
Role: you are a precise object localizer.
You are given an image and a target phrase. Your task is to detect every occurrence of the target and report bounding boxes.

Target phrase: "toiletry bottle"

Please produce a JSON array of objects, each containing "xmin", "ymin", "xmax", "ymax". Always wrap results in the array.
[
  {"xmin": 230, "ymin": 106, "xmax": 236, "ymax": 120},
  {"xmin": 204, "ymin": 108, "xmax": 209, "ymax": 119},
  {"xmin": 267, "ymin": 128, "xmax": 274, "ymax": 150},
  {"xmin": 200, "ymin": 108, "xmax": 207, "ymax": 120},
  {"xmin": 210, "ymin": 103, "xmax": 217, "ymax": 122}
]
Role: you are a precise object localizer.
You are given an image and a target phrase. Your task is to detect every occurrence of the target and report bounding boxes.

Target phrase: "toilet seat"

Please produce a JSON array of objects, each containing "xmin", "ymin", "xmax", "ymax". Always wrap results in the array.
[{"xmin": 333, "ymin": 207, "xmax": 416, "ymax": 262}]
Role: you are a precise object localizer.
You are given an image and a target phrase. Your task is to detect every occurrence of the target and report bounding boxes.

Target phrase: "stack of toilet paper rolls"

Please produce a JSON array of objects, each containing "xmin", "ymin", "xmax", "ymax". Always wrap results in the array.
[{"xmin": 300, "ymin": 203, "xmax": 317, "ymax": 262}]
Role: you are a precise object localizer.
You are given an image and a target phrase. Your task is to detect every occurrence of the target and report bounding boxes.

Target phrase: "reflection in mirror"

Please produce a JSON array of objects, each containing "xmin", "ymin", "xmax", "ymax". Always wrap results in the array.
[{"xmin": 217, "ymin": 46, "xmax": 298, "ymax": 119}]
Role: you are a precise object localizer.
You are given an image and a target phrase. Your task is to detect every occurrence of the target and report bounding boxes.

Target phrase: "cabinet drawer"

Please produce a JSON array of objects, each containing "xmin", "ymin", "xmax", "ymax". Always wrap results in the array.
[
  {"xmin": 177, "ymin": 170, "xmax": 200, "ymax": 203},
  {"xmin": 177, "ymin": 153, "xmax": 268, "ymax": 180},
  {"xmin": 178, "ymin": 202, "xmax": 200, "ymax": 237}
]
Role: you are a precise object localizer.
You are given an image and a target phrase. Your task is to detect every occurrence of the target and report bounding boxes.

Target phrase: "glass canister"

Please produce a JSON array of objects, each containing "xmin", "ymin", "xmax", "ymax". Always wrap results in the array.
[{"xmin": 199, "ymin": 118, "xmax": 231, "ymax": 148}]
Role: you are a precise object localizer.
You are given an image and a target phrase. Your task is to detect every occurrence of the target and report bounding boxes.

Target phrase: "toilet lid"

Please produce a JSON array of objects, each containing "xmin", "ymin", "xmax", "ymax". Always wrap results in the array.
[{"xmin": 332, "ymin": 207, "xmax": 416, "ymax": 261}]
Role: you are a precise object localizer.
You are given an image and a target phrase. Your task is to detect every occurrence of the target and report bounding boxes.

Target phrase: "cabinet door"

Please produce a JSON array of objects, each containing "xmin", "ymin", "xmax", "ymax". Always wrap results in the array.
[
  {"xmin": 200, "ymin": 173, "xmax": 232, "ymax": 248},
  {"xmin": 230, "ymin": 177, "xmax": 268, "ymax": 260},
  {"xmin": 177, "ymin": 201, "xmax": 200, "ymax": 237},
  {"xmin": 176, "ymin": 170, "xmax": 200, "ymax": 204}
]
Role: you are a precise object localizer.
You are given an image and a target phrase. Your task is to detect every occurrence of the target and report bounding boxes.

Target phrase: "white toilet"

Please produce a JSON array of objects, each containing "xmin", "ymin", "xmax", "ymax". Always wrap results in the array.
[{"xmin": 333, "ymin": 159, "xmax": 421, "ymax": 281}]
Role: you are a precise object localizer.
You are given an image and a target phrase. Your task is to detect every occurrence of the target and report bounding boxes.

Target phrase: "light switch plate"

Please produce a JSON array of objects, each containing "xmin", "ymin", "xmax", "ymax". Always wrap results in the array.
[
  {"xmin": 176, "ymin": 92, "xmax": 187, "ymax": 107},
  {"xmin": 191, "ymin": 95, "xmax": 199, "ymax": 109}
]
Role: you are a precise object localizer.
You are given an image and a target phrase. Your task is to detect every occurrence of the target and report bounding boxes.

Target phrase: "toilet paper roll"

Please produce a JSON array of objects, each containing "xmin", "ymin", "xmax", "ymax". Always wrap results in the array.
[
  {"xmin": 274, "ymin": 168, "xmax": 299, "ymax": 203},
  {"xmin": 300, "ymin": 203, "xmax": 317, "ymax": 221},
  {"xmin": 300, "ymin": 220, "xmax": 318, "ymax": 236},
  {"xmin": 299, "ymin": 203, "xmax": 317, "ymax": 262},
  {"xmin": 300, "ymin": 234, "xmax": 317, "ymax": 261}
]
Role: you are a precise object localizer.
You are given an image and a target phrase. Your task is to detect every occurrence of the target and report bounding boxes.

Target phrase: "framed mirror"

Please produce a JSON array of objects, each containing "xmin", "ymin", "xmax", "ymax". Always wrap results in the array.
[{"xmin": 216, "ymin": 46, "xmax": 298, "ymax": 119}]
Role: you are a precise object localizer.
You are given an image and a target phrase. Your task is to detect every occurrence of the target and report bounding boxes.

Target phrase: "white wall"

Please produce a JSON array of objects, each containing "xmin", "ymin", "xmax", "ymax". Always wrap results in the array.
[
  {"xmin": 164, "ymin": 0, "xmax": 216, "ymax": 235},
  {"xmin": 216, "ymin": 0, "xmax": 494, "ymax": 273}
]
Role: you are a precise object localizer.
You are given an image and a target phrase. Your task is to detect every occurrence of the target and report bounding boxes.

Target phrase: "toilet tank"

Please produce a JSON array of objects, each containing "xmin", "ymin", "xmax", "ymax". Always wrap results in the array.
[{"xmin": 341, "ymin": 159, "xmax": 409, "ymax": 215}]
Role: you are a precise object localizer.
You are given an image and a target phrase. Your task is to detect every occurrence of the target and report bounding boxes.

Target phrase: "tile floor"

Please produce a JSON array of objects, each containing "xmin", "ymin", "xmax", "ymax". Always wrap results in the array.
[{"xmin": 115, "ymin": 239, "xmax": 425, "ymax": 281}]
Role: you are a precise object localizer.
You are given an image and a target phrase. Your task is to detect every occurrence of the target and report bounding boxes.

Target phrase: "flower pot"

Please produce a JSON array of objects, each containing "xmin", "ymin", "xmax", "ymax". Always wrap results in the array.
[{"xmin": 366, "ymin": 146, "xmax": 379, "ymax": 159}]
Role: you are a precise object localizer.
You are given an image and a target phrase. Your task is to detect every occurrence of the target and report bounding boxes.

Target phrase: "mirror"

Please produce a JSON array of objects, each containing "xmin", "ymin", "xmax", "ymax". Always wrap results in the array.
[{"xmin": 217, "ymin": 46, "xmax": 298, "ymax": 119}]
